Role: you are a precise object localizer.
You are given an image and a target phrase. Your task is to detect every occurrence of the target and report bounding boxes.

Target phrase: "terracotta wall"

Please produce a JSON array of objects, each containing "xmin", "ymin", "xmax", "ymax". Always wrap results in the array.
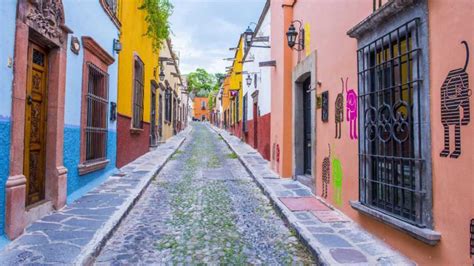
[
  {"xmin": 425, "ymin": 0, "xmax": 474, "ymax": 264},
  {"xmin": 244, "ymin": 113, "xmax": 271, "ymax": 160},
  {"xmin": 280, "ymin": 0, "xmax": 474, "ymax": 264},
  {"xmin": 116, "ymin": 115, "xmax": 150, "ymax": 168},
  {"xmin": 193, "ymin": 97, "xmax": 209, "ymax": 120}
]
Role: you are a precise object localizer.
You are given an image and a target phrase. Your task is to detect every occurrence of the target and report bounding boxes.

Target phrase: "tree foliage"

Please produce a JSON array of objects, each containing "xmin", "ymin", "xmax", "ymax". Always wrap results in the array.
[
  {"xmin": 139, "ymin": 0, "xmax": 173, "ymax": 51},
  {"xmin": 186, "ymin": 69, "xmax": 225, "ymax": 109}
]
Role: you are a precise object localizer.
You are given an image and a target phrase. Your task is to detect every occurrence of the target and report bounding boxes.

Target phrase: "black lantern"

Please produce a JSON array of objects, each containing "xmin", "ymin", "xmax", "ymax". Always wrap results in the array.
[
  {"xmin": 159, "ymin": 68, "xmax": 165, "ymax": 81},
  {"xmin": 286, "ymin": 20, "xmax": 304, "ymax": 51},
  {"xmin": 246, "ymin": 74, "xmax": 252, "ymax": 87},
  {"xmin": 244, "ymin": 26, "xmax": 253, "ymax": 47}
]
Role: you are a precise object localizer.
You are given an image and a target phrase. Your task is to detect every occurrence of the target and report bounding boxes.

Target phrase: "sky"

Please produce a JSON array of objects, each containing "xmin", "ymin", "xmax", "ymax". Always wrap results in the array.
[{"xmin": 169, "ymin": 0, "xmax": 266, "ymax": 75}]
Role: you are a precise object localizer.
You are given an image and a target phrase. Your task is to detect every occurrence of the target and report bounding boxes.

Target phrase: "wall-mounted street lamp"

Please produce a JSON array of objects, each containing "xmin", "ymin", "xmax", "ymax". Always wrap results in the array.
[
  {"xmin": 246, "ymin": 74, "xmax": 252, "ymax": 87},
  {"xmin": 113, "ymin": 39, "xmax": 122, "ymax": 53},
  {"xmin": 286, "ymin": 20, "xmax": 304, "ymax": 51},
  {"xmin": 159, "ymin": 66, "xmax": 165, "ymax": 81},
  {"xmin": 243, "ymin": 22, "xmax": 270, "ymax": 49}
]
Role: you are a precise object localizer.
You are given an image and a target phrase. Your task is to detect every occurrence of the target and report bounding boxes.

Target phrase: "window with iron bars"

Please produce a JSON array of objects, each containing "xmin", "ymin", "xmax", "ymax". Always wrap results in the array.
[
  {"xmin": 85, "ymin": 63, "xmax": 109, "ymax": 162},
  {"xmin": 133, "ymin": 58, "xmax": 144, "ymax": 129},
  {"xmin": 357, "ymin": 18, "xmax": 426, "ymax": 227}
]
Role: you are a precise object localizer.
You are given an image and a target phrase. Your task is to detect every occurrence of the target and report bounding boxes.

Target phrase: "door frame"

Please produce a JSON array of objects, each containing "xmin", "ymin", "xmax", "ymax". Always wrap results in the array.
[
  {"xmin": 5, "ymin": 0, "xmax": 71, "ymax": 239},
  {"xmin": 292, "ymin": 52, "xmax": 317, "ymax": 193}
]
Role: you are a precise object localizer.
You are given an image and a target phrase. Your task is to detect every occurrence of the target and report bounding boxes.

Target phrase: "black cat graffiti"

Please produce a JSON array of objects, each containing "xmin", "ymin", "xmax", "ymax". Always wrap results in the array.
[{"xmin": 440, "ymin": 41, "xmax": 471, "ymax": 159}]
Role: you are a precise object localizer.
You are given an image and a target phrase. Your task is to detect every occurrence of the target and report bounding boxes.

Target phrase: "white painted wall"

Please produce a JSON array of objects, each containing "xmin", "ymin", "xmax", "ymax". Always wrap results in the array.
[{"xmin": 242, "ymin": 8, "xmax": 271, "ymax": 121}]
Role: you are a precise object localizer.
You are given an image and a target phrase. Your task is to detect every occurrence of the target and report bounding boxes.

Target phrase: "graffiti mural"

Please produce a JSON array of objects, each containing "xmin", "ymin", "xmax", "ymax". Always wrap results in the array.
[
  {"xmin": 345, "ymin": 78, "xmax": 358, "ymax": 140},
  {"xmin": 321, "ymin": 144, "xmax": 330, "ymax": 198},
  {"xmin": 440, "ymin": 41, "xmax": 471, "ymax": 159},
  {"xmin": 331, "ymin": 147, "xmax": 343, "ymax": 206},
  {"xmin": 335, "ymin": 79, "xmax": 344, "ymax": 139}
]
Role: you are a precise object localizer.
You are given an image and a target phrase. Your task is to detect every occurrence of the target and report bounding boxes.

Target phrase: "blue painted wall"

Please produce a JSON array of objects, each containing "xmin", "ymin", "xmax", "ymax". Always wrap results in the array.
[
  {"xmin": 63, "ymin": 0, "xmax": 119, "ymax": 199},
  {"xmin": 0, "ymin": 0, "xmax": 17, "ymax": 238}
]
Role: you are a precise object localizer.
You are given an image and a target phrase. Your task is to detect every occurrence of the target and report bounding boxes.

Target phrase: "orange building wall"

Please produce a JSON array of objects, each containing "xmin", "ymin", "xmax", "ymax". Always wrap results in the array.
[
  {"xmin": 273, "ymin": 0, "xmax": 473, "ymax": 264},
  {"xmin": 193, "ymin": 97, "xmax": 210, "ymax": 121}
]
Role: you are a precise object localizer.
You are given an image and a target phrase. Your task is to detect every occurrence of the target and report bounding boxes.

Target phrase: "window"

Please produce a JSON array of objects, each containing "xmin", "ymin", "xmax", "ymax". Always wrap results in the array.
[
  {"xmin": 201, "ymin": 100, "xmax": 206, "ymax": 110},
  {"xmin": 358, "ymin": 18, "xmax": 426, "ymax": 226},
  {"xmin": 243, "ymin": 93, "xmax": 248, "ymax": 132},
  {"xmin": 132, "ymin": 57, "xmax": 144, "ymax": 129},
  {"xmin": 235, "ymin": 92, "xmax": 239, "ymax": 123},
  {"xmin": 85, "ymin": 63, "xmax": 109, "ymax": 162}
]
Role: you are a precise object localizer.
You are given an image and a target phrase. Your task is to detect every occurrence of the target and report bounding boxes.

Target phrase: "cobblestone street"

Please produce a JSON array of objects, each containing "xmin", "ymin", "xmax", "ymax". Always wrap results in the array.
[{"xmin": 95, "ymin": 123, "xmax": 314, "ymax": 264}]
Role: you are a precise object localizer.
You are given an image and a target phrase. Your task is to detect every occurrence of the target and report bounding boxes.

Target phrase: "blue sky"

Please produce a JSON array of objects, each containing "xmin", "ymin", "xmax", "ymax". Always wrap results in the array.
[{"xmin": 169, "ymin": 0, "xmax": 266, "ymax": 75}]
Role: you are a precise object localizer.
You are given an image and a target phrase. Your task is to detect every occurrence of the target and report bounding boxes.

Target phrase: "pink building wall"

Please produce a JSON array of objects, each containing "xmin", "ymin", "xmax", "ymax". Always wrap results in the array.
[{"xmin": 269, "ymin": 0, "xmax": 473, "ymax": 263}]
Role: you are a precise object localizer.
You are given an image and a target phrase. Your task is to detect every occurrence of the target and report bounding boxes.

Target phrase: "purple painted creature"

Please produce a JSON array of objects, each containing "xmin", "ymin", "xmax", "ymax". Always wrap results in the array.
[{"xmin": 345, "ymin": 78, "xmax": 358, "ymax": 139}]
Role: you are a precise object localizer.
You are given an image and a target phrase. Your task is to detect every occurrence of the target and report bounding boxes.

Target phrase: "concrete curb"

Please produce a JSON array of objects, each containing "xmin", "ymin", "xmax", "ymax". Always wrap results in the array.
[
  {"xmin": 208, "ymin": 124, "xmax": 327, "ymax": 265},
  {"xmin": 79, "ymin": 126, "xmax": 192, "ymax": 265}
]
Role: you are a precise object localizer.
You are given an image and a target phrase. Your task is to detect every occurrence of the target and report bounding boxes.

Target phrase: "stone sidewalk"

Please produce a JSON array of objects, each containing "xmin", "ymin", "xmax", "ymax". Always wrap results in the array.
[
  {"xmin": 0, "ymin": 126, "xmax": 191, "ymax": 265},
  {"xmin": 210, "ymin": 124, "xmax": 414, "ymax": 265}
]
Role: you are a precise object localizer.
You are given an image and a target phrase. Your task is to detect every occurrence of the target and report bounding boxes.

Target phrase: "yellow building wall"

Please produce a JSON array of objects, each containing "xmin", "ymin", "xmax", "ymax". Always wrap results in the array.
[
  {"xmin": 228, "ymin": 36, "xmax": 244, "ymax": 121},
  {"xmin": 117, "ymin": 0, "xmax": 159, "ymax": 123}
]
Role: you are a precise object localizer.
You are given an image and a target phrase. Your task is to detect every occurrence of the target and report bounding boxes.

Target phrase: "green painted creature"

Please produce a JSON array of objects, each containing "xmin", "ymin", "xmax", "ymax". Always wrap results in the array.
[{"xmin": 331, "ymin": 146, "xmax": 343, "ymax": 206}]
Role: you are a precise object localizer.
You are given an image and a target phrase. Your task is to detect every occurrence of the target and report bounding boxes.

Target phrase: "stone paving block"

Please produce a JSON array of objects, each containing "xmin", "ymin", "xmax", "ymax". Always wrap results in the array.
[
  {"xmin": 279, "ymin": 197, "xmax": 331, "ymax": 212},
  {"xmin": 358, "ymin": 242, "xmax": 387, "ymax": 256},
  {"xmin": 293, "ymin": 188, "xmax": 313, "ymax": 196},
  {"xmin": 311, "ymin": 210, "xmax": 349, "ymax": 223},
  {"xmin": 30, "ymin": 243, "xmax": 81, "ymax": 263},
  {"xmin": 330, "ymin": 248, "xmax": 368, "ymax": 263},
  {"xmin": 294, "ymin": 211, "xmax": 313, "ymax": 220},
  {"xmin": 339, "ymin": 229, "xmax": 372, "ymax": 243},
  {"xmin": 282, "ymin": 184, "xmax": 301, "ymax": 189},
  {"xmin": 306, "ymin": 226, "xmax": 335, "ymax": 234},
  {"xmin": 313, "ymin": 234, "xmax": 353, "ymax": 248}
]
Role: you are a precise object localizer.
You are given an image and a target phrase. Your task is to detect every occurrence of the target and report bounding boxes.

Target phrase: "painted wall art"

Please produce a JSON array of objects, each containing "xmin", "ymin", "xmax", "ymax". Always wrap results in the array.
[
  {"xmin": 321, "ymin": 144, "xmax": 330, "ymax": 198},
  {"xmin": 322, "ymin": 91, "xmax": 329, "ymax": 122},
  {"xmin": 331, "ymin": 147, "xmax": 343, "ymax": 206},
  {"xmin": 335, "ymin": 79, "xmax": 344, "ymax": 139},
  {"xmin": 440, "ymin": 41, "xmax": 471, "ymax": 159},
  {"xmin": 345, "ymin": 78, "xmax": 358, "ymax": 140}
]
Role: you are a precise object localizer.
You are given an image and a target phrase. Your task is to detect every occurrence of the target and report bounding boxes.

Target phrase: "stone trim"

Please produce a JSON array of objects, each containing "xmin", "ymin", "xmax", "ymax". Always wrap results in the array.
[
  {"xmin": 77, "ymin": 159, "xmax": 110, "ymax": 175},
  {"xmin": 347, "ymin": 0, "xmax": 416, "ymax": 39},
  {"xmin": 81, "ymin": 36, "xmax": 115, "ymax": 66},
  {"xmin": 350, "ymin": 201, "xmax": 441, "ymax": 245}
]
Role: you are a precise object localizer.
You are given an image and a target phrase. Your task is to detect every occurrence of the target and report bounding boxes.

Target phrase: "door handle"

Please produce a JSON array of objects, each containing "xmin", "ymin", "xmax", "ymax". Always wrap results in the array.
[{"xmin": 27, "ymin": 95, "xmax": 33, "ymax": 105}]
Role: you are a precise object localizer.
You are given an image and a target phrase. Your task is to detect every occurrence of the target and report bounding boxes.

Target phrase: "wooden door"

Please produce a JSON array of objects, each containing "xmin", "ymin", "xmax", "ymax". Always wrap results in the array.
[{"xmin": 24, "ymin": 43, "xmax": 48, "ymax": 206}]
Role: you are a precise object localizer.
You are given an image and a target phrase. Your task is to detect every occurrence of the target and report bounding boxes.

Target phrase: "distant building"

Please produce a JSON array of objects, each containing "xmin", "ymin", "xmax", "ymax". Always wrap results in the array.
[{"xmin": 193, "ymin": 97, "xmax": 210, "ymax": 121}]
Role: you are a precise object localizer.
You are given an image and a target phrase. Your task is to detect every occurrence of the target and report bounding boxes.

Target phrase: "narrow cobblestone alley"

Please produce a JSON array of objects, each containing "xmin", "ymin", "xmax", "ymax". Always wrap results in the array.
[{"xmin": 95, "ymin": 123, "xmax": 314, "ymax": 264}]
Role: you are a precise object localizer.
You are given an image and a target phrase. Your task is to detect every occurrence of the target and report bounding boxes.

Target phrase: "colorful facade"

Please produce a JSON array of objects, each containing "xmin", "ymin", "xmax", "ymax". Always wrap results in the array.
[
  {"xmin": 63, "ymin": 0, "xmax": 119, "ymax": 203},
  {"xmin": 217, "ymin": 0, "xmax": 473, "ymax": 263},
  {"xmin": 228, "ymin": 37, "xmax": 244, "ymax": 138},
  {"xmin": 241, "ymin": 2, "xmax": 272, "ymax": 160},
  {"xmin": 116, "ymin": 0, "xmax": 160, "ymax": 167},
  {"xmin": 193, "ymin": 97, "xmax": 210, "ymax": 121}
]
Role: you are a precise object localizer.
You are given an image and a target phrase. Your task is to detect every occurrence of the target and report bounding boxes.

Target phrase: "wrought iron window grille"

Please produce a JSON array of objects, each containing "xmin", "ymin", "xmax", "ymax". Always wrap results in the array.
[
  {"xmin": 85, "ymin": 63, "xmax": 109, "ymax": 163},
  {"xmin": 357, "ymin": 18, "xmax": 426, "ymax": 227}
]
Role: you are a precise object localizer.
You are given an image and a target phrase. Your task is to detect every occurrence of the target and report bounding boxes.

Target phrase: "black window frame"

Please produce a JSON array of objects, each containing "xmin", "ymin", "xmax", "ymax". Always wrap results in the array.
[
  {"xmin": 132, "ymin": 56, "xmax": 144, "ymax": 129},
  {"xmin": 357, "ymin": 18, "xmax": 428, "ymax": 227}
]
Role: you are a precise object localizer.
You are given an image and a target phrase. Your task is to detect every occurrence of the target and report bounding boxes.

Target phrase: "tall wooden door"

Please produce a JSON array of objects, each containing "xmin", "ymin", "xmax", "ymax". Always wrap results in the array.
[
  {"xmin": 24, "ymin": 43, "xmax": 48, "ymax": 206},
  {"xmin": 303, "ymin": 78, "xmax": 312, "ymax": 175}
]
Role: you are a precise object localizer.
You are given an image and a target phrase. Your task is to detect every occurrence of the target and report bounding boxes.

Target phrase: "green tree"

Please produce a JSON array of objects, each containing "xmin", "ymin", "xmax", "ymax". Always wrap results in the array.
[
  {"xmin": 187, "ymin": 68, "xmax": 216, "ymax": 93},
  {"xmin": 140, "ymin": 0, "xmax": 173, "ymax": 51}
]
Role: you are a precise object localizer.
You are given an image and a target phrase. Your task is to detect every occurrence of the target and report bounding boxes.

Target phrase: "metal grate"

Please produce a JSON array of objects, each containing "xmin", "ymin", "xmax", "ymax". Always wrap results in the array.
[
  {"xmin": 357, "ymin": 18, "xmax": 425, "ymax": 226},
  {"xmin": 85, "ymin": 63, "xmax": 109, "ymax": 162},
  {"xmin": 471, "ymin": 219, "xmax": 474, "ymax": 258},
  {"xmin": 133, "ymin": 58, "xmax": 144, "ymax": 129}
]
